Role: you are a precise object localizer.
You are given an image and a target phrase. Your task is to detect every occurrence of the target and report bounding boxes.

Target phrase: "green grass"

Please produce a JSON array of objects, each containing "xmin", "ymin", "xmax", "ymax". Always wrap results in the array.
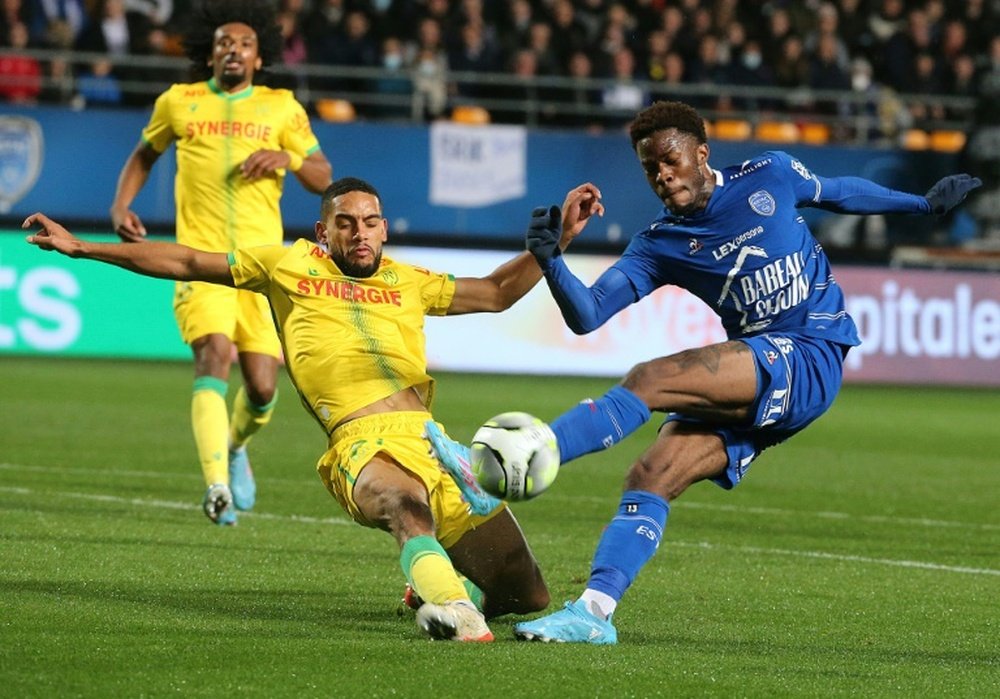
[{"xmin": 1, "ymin": 357, "xmax": 997, "ymax": 697}]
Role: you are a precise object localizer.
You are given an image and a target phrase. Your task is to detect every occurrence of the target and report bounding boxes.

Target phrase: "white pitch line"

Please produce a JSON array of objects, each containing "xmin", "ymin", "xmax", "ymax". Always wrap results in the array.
[
  {"xmin": 669, "ymin": 541, "xmax": 1000, "ymax": 577},
  {"xmin": 0, "ymin": 485, "xmax": 351, "ymax": 526},
  {"xmin": 1, "ymin": 484, "xmax": 996, "ymax": 577},
  {"xmin": 3, "ymin": 461, "xmax": 998, "ymax": 532}
]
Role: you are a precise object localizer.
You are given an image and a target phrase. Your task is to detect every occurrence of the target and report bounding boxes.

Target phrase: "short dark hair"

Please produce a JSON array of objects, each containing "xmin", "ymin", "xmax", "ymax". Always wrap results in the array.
[
  {"xmin": 321, "ymin": 178, "xmax": 382, "ymax": 218},
  {"xmin": 629, "ymin": 101, "xmax": 707, "ymax": 149},
  {"xmin": 183, "ymin": 0, "xmax": 282, "ymax": 81}
]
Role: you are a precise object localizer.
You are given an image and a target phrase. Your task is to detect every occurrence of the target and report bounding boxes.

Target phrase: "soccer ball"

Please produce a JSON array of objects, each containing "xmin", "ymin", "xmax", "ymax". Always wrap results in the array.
[{"xmin": 470, "ymin": 412, "xmax": 560, "ymax": 501}]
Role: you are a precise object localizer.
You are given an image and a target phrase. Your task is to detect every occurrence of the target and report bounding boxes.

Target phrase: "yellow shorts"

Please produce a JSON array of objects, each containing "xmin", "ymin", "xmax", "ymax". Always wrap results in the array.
[
  {"xmin": 317, "ymin": 411, "xmax": 504, "ymax": 549},
  {"xmin": 173, "ymin": 281, "xmax": 281, "ymax": 357}
]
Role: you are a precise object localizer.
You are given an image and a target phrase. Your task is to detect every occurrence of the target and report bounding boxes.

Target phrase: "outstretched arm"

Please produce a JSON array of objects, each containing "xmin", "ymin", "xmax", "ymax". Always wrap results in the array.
[
  {"xmin": 24, "ymin": 213, "xmax": 234, "ymax": 285},
  {"xmin": 447, "ymin": 183, "xmax": 604, "ymax": 314},
  {"xmin": 811, "ymin": 173, "xmax": 981, "ymax": 216}
]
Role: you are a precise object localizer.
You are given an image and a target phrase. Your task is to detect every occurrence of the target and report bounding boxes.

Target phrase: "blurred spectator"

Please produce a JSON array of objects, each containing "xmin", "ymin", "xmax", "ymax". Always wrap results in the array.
[
  {"xmin": 27, "ymin": 0, "xmax": 87, "ymax": 48},
  {"xmin": 867, "ymin": 0, "xmax": 906, "ymax": 46},
  {"xmin": 526, "ymin": 20, "xmax": 560, "ymax": 76},
  {"xmin": 409, "ymin": 17, "xmax": 448, "ymax": 121},
  {"xmin": 544, "ymin": 48, "xmax": 601, "ymax": 131},
  {"xmin": 75, "ymin": 0, "xmax": 152, "ymax": 105},
  {"xmin": 496, "ymin": 0, "xmax": 532, "ymax": 59},
  {"xmin": 76, "ymin": 0, "xmax": 151, "ymax": 56},
  {"xmin": 304, "ymin": 0, "xmax": 346, "ymax": 65},
  {"xmin": 0, "ymin": 20, "xmax": 41, "ymax": 103},
  {"xmin": 880, "ymin": 7, "xmax": 934, "ymax": 92},
  {"xmin": 492, "ymin": 47, "xmax": 538, "ymax": 124},
  {"xmin": 371, "ymin": 35, "xmax": 411, "ymax": 120},
  {"xmin": 125, "ymin": 0, "xmax": 172, "ymax": 28},
  {"xmin": 273, "ymin": 1, "xmax": 307, "ymax": 91},
  {"xmin": 809, "ymin": 32, "xmax": 851, "ymax": 114},
  {"xmin": 686, "ymin": 33, "xmax": 727, "ymax": 111},
  {"xmin": 773, "ymin": 34, "xmax": 810, "ymax": 89},
  {"xmin": 641, "ymin": 29, "xmax": 671, "ymax": 82},
  {"xmin": 76, "ymin": 57, "xmax": 122, "ymax": 106},
  {"xmin": 547, "ymin": 0, "xmax": 589, "ymax": 69},
  {"xmin": 905, "ymin": 52, "xmax": 947, "ymax": 122},
  {"xmin": 1, "ymin": 0, "xmax": 29, "ymax": 39},
  {"xmin": 449, "ymin": 21, "xmax": 502, "ymax": 98},
  {"xmin": 650, "ymin": 50, "xmax": 686, "ymax": 104},
  {"xmin": 600, "ymin": 46, "xmax": 647, "ymax": 130},
  {"xmin": 835, "ymin": 0, "xmax": 874, "ymax": 60},
  {"xmin": 803, "ymin": 2, "xmax": 850, "ymax": 70},
  {"xmin": 726, "ymin": 39, "xmax": 776, "ymax": 112},
  {"xmin": 761, "ymin": 6, "xmax": 794, "ymax": 69}
]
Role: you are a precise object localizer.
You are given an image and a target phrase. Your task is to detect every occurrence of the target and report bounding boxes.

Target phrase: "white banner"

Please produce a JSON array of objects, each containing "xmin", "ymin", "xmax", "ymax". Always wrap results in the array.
[{"xmin": 429, "ymin": 122, "xmax": 526, "ymax": 207}]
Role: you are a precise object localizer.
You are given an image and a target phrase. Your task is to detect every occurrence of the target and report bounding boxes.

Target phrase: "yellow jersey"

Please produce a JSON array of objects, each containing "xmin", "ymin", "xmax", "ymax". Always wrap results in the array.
[
  {"xmin": 142, "ymin": 78, "xmax": 321, "ymax": 251},
  {"xmin": 229, "ymin": 239, "xmax": 457, "ymax": 434}
]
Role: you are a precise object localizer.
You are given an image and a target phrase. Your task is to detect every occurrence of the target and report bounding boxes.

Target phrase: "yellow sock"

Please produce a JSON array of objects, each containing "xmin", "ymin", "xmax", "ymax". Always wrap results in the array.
[
  {"xmin": 229, "ymin": 385, "xmax": 277, "ymax": 450},
  {"xmin": 192, "ymin": 377, "xmax": 229, "ymax": 486},
  {"xmin": 400, "ymin": 535, "xmax": 468, "ymax": 605}
]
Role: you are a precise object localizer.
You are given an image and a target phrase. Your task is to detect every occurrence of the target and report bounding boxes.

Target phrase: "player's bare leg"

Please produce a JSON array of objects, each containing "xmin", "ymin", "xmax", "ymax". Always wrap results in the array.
[
  {"xmin": 354, "ymin": 456, "xmax": 493, "ymax": 641},
  {"xmin": 445, "ymin": 507, "xmax": 550, "ymax": 619}
]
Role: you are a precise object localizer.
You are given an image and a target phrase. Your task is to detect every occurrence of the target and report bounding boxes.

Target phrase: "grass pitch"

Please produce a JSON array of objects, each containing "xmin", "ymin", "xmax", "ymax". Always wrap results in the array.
[{"xmin": 1, "ymin": 357, "xmax": 997, "ymax": 697}]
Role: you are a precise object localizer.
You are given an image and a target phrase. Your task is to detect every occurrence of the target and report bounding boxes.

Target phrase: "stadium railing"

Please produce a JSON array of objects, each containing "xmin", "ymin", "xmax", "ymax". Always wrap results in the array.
[{"xmin": 0, "ymin": 47, "xmax": 978, "ymax": 150}]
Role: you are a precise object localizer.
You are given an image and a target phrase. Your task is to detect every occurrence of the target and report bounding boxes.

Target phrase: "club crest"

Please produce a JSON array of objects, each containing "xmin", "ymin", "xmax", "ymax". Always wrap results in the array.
[
  {"xmin": 748, "ymin": 190, "xmax": 776, "ymax": 217},
  {"xmin": 0, "ymin": 116, "xmax": 43, "ymax": 214},
  {"xmin": 687, "ymin": 238, "xmax": 703, "ymax": 255}
]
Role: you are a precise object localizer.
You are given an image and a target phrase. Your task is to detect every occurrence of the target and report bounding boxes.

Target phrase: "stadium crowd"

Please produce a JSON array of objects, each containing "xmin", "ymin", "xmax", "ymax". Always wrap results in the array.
[{"xmin": 1, "ymin": 0, "xmax": 997, "ymax": 132}]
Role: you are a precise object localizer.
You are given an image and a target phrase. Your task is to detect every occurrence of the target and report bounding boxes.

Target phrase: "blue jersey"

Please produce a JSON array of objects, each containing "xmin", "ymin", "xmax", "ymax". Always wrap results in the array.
[{"xmin": 617, "ymin": 151, "xmax": 859, "ymax": 344}]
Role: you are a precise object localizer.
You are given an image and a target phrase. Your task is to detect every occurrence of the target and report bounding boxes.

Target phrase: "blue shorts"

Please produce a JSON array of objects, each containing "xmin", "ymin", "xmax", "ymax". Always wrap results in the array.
[{"xmin": 664, "ymin": 333, "xmax": 849, "ymax": 489}]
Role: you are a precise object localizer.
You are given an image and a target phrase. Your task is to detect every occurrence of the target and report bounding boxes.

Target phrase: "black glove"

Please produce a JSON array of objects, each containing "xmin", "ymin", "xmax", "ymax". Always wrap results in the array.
[
  {"xmin": 925, "ymin": 174, "xmax": 982, "ymax": 216},
  {"xmin": 526, "ymin": 205, "xmax": 561, "ymax": 264}
]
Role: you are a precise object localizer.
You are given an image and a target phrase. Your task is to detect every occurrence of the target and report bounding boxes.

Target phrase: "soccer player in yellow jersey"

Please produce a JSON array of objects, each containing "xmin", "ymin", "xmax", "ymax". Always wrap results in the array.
[
  {"xmin": 110, "ymin": 1, "xmax": 332, "ymax": 525},
  {"xmin": 24, "ymin": 177, "xmax": 605, "ymax": 641}
]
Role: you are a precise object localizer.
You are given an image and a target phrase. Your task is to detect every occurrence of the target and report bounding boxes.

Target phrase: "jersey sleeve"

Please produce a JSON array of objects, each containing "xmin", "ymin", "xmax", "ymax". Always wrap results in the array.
[
  {"xmin": 140, "ymin": 88, "xmax": 177, "ymax": 153},
  {"xmin": 279, "ymin": 94, "xmax": 322, "ymax": 158},
  {"xmin": 417, "ymin": 268, "xmax": 457, "ymax": 316},
  {"xmin": 769, "ymin": 150, "xmax": 931, "ymax": 214},
  {"xmin": 228, "ymin": 245, "xmax": 288, "ymax": 293}
]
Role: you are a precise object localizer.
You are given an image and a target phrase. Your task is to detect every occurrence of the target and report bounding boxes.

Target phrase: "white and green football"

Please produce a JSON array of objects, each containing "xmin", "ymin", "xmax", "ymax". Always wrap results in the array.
[{"xmin": 470, "ymin": 412, "xmax": 560, "ymax": 501}]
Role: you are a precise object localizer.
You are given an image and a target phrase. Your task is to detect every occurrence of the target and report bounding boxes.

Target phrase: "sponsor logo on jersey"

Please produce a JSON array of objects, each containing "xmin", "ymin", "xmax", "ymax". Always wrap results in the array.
[
  {"xmin": 185, "ymin": 120, "xmax": 273, "ymax": 141},
  {"xmin": 687, "ymin": 238, "xmax": 703, "ymax": 255},
  {"xmin": 790, "ymin": 159, "xmax": 811, "ymax": 180},
  {"xmin": 748, "ymin": 190, "xmax": 776, "ymax": 216},
  {"xmin": 380, "ymin": 269, "xmax": 399, "ymax": 286},
  {"xmin": 296, "ymin": 278, "xmax": 402, "ymax": 306},
  {"xmin": 712, "ymin": 225, "xmax": 764, "ymax": 260},
  {"xmin": 729, "ymin": 157, "xmax": 772, "ymax": 179}
]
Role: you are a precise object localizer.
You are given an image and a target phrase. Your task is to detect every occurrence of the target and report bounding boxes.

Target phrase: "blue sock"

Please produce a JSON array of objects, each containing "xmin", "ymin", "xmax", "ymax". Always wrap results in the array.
[
  {"xmin": 587, "ymin": 490, "xmax": 669, "ymax": 603},
  {"xmin": 552, "ymin": 385, "xmax": 651, "ymax": 464}
]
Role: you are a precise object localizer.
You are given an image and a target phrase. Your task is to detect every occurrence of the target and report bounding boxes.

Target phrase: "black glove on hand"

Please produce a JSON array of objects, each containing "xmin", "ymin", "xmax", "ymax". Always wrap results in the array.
[
  {"xmin": 526, "ymin": 205, "xmax": 562, "ymax": 264},
  {"xmin": 925, "ymin": 174, "xmax": 982, "ymax": 216}
]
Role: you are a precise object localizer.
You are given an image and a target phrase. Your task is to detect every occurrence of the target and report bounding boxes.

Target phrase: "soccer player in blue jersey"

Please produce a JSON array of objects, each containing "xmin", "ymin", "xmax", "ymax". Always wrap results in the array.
[{"xmin": 504, "ymin": 100, "xmax": 980, "ymax": 644}]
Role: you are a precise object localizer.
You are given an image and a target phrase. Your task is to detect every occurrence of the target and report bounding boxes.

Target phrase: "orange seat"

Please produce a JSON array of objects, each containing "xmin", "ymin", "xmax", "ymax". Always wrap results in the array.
[
  {"xmin": 929, "ymin": 130, "xmax": 966, "ymax": 153},
  {"xmin": 754, "ymin": 121, "xmax": 799, "ymax": 143},
  {"xmin": 316, "ymin": 98, "xmax": 356, "ymax": 122},
  {"xmin": 711, "ymin": 119, "xmax": 752, "ymax": 141},
  {"xmin": 901, "ymin": 128, "xmax": 930, "ymax": 150},
  {"xmin": 451, "ymin": 105, "xmax": 491, "ymax": 125},
  {"xmin": 799, "ymin": 122, "xmax": 830, "ymax": 145}
]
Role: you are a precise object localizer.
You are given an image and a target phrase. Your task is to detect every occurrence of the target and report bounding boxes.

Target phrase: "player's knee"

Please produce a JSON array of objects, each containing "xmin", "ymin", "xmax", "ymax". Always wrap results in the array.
[
  {"xmin": 245, "ymin": 381, "xmax": 277, "ymax": 406},
  {"xmin": 622, "ymin": 360, "xmax": 665, "ymax": 403}
]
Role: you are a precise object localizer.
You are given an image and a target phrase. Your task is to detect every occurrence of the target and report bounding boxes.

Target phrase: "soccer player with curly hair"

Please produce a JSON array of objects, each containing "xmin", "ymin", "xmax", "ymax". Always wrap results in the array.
[
  {"xmin": 502, "ymin": 100, "xmax": 980, "ymax": 644},
  {"xmin": 109, "ymin": 0, "xmax": 332, "ymax": 526}
]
